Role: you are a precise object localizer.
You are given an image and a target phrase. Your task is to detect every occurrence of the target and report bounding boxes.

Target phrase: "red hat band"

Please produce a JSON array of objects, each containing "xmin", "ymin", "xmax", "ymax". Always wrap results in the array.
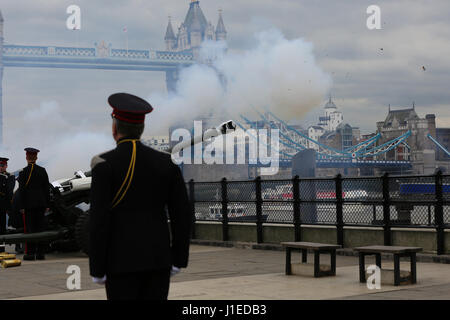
[{"xmin": 112, "ymin": 109, "xmax": 146, "ymax": 124}]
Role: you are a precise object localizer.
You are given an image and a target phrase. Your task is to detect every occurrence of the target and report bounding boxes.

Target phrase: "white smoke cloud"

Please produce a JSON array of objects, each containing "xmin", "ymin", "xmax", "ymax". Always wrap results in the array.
[
  {"xmin": 146, "ymin": 29, "xmax": 332, "ymax": 134},
  {"xmin": 1, "ymin": 101, "xmax": 114, "ymax": 181},
  {"xmin": 147, "ymin": 64, "xmax": 224, "ymax": 133},
  {"xmin": 0, "ymin": 29, "xmax": 331, "ymax": 180}
]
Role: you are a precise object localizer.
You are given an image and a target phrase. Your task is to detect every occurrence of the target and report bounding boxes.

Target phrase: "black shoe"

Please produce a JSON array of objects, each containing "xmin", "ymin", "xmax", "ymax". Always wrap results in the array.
[
  {"xmin": 36, "ymin": 254, "xmax": 45, "ymax": 260},
  {"xmin": 15, "ymin": 244, "xmax": 24, "ymax": 254},
  {"xmin": 23, "ymin": 254, "xmax": 36, "ymax": 261}
]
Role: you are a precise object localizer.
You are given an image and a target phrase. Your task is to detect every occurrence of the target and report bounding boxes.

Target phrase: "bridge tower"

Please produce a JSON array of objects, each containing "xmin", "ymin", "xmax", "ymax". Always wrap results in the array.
[
  {"xmin": 215, "ymin": 9, "xmax": 227, "ymax": 41},
  {"xmin": 164, "ymin": 1, "xmax": 227, "ymax": 94},
  {"xmin": 164, "ymin": 16, "xmax": 176, "ymax": 51},
  {"xmin": 0, "ymin": 9, "xmax": 4, "ymax": 146},
  {"xmin": 165, "ymin": 70, "xmax": 179, "ymax": 94}
]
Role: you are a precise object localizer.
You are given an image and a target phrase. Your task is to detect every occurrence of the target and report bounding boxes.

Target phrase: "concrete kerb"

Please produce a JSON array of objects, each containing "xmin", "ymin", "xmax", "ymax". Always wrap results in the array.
[{"xmin": 190, "ymin": 239, "xmax": 450, "ymax": 264}]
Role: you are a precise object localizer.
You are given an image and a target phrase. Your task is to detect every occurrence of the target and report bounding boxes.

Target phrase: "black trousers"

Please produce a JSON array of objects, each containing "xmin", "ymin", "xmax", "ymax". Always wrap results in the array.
[
  {"xmin": 23, "ymin": 208, "xmax": 46, "ymax": 255},
  {"xmin": 0, "ymin": 210, "xmax": 5, "ymax": 253},
  {"xmin": 105, "ymin": 269, "xmax": 171, "ymax": 300},
  {"xmin": 0, "ymin": 210, "xmax": 5, "ymax": 235}
]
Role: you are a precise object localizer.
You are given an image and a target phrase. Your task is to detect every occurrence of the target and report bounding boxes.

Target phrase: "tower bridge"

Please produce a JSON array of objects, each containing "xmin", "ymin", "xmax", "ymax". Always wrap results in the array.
[
  {"xmin": 236, "ymin": 110, "xmax": 412, "ymax": 169},
  {"xmin": 0, "ymin": 0, "xmax": 226, "ymax": 145},
  {"xmin": 2, "ymin": 43, "xmax": 194, "ymax": 71},
  {"xmin": 236, "ymin": 104, "xmax": 450, "ymax": 177}
]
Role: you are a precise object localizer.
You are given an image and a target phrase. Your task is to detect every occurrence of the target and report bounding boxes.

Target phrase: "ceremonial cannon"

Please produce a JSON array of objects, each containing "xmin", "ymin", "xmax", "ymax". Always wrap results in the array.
[{"xmin": 0, "ymin": 120, "xmax": 237, "ymax": 254}]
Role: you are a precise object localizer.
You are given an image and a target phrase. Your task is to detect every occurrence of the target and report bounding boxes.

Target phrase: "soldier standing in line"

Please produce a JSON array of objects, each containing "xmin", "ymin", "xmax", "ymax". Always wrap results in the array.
[
  {"xmin": 18, "ymin": 148, "xmax": 50, "ymax": 261},
  {"xmin": 89, "ymin": 93, "xmax": 193, "ymax": 300},
  {"xmin": 0, "ymin": 157, "xmax": 15, "ymax": 253}
]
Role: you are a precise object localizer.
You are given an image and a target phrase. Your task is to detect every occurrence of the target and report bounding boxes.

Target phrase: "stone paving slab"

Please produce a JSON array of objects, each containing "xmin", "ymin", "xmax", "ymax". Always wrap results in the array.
[
  {"xmin": 13, "ymin": 261, "xmax": 450, "ymax": 300},
  {"xmin": 169, "ymin": 261, "xmax": 450, "ymax": 300},
  {"xmin": 338, "ymin": 283, "xmax": 450, "ymax": 300},
  {"xmin": 2, "ymin": 244, "xmax": 450, "ymax": 300}
]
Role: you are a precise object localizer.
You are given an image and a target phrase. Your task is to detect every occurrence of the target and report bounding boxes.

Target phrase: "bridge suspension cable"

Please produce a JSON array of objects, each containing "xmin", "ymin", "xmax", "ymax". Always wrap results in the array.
[
  {"xmin": 238, "ymin": 110, "xmax": 414, "ymax": 161},
  {"xmin": 357, "ymin": 130, "xmax": 411, "ymax": 158},
  {"xmin": 233, "ymin": 120, "xmax": 293, "ymax": 159},
  {"xmin": 428, "ymin": 134, "xmax": 450, "ymax": 157},
  {"xmin": 261, "ymin": 111, "xmax": 355, "ymax": 158},
  {"xmin": 241, "ymin": 113, "xmax": 306, "ymax": 153}
]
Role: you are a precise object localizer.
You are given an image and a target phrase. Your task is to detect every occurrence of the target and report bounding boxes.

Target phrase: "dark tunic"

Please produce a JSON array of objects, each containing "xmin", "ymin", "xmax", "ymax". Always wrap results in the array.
[
  {"xmin": 0, "ymin": 172, "xmax": 15, "ymax": 234},
  {"xmin": 17, "ymin": 163, "xmax": 51, "ymax": 255},
  {"xmin": 89, "ymin": 138, "xmax": 193, "ymax": 277},
  {"xmin": 17, "ymin": 164, "xmax": 50, "ymax": 210}
]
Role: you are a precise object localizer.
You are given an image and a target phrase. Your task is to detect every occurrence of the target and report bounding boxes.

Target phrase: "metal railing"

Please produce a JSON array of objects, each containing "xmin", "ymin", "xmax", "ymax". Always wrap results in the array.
[{"xmin": 186, "ymin": 171, "xmax": 450, "ymax": 255}]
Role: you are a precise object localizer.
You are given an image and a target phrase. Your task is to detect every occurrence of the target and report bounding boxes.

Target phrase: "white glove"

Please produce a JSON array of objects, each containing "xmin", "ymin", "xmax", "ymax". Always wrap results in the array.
[
  {"xmin": 92, "ymin": 275, "xmax": 107, "ymax": 285},
  {"xmin": 170, "ymin": 266, "xmax": 181, "ymax": 277}
]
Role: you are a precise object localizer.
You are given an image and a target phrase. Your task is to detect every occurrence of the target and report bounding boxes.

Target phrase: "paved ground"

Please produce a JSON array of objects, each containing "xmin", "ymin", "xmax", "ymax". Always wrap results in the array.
[{"xmin": 1, "ymin": 244, "xmax": 450, "ymax": 300}]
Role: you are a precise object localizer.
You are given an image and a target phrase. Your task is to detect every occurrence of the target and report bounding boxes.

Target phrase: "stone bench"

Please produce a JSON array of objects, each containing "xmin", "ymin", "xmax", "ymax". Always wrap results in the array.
[
  {"xmin": 281, "ymin": 242, "xmax": 341, "ymax": 277},
  {"xmin": 354, "ymin": 245, "xmax": 423, "ymax": 286}
]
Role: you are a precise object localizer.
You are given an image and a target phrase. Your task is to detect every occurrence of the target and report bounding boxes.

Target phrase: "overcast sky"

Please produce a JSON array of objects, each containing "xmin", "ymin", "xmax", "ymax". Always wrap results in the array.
[{"xmin": 1, "ymin": 0, "xmax": 450, "ymax": 168}]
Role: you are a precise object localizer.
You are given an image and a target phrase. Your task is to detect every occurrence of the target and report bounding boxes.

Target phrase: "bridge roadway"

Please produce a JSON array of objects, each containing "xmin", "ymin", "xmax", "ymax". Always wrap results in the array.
[
  {"xmin": 1, "ymin": 243, "xmax": 450, "ymax": 300},
  {"xmin": 250, "ymin": 159, "xmax": 413, "ymax": 169},
  {"xmin": 2, "ymin": 44, "xmax": 194, "ymax": 71}
]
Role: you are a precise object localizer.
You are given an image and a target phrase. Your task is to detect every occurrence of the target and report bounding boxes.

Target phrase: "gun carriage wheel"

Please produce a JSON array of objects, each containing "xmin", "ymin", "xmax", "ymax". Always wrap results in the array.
[{"xmin": 75, "ymin": 211, "xmax": 90, "ymax": 255}]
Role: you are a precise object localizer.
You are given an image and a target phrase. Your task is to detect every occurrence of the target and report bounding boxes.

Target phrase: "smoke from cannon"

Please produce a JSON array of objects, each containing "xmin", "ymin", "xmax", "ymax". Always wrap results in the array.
[{"xmin": 0, "ymin": 120, "xmax": 237, "ymax": 254}]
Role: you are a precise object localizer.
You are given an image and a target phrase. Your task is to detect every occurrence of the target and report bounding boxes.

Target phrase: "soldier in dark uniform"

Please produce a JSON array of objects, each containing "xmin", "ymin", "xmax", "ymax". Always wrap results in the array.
[
  {"xmin": 89, "ymin": 93, "xmax": 193, "ymax": 300},
  {"xmin": 18, "ymin": 148, "xmax": 51, "ymax": 260},
  {"xmin": 0, "ymin": 157, "xmax": 16, "ymax": 253}
]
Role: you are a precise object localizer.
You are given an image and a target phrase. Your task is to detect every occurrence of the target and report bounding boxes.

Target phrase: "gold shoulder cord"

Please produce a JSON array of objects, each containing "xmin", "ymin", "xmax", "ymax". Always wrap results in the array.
[
  {"xmin": 25, "ymin": 163, "xmax": 34, "ymax": 187},
  {"xmin": 111, "ymin": 139, "xmax": 139, "ymax": 208}
]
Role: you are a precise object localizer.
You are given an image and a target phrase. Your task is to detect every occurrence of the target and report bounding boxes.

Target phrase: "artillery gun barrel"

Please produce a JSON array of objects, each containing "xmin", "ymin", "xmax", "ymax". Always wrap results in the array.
[
  {"xmin": 0, "ymin": 229, "xmax": 70, "ymax": 244},
  {"xmin": 51, "ymin": 120, "xmax": 236, "ymax": 194},
  {"xmin": 168, "ymin": 120, "xmax": 237, "ymax": 154}
]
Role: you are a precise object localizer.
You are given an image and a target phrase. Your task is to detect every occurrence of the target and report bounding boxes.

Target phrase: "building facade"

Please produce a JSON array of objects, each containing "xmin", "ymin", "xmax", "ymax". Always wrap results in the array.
[
  {"xmin": 435, "ymin": 128, "xmax": 450, "ymax": 163},
  {"xmin": 309, "ymin": 97, "xmax": 359, "ymax": 151},
  {"xmin": 374, "ymin": 105, "xmax": 449, "ymax": 174},
  {"xmin": 318, "ymin": 97, "xmax": 344, "ymax": 132},
  {"xmin": 142, "ymin": 135, "xmax": 170, "ymax": 152}
]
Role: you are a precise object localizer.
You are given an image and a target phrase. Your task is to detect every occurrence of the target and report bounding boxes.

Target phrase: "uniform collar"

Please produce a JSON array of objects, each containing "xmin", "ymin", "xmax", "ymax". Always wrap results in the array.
[{"xmin": 116, "ymin": 136, "xmax": 141, "ymax": 146}]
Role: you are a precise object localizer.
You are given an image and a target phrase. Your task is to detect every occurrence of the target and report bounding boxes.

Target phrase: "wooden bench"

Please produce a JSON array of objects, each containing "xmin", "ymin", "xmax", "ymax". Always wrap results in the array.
[
  {"xmin": 281, "ymin": 242, "xmax": 341, "ymax": 277},
  {"xmin": 354, "ymin": 245, "xmax": 423, "ymax": 286}
]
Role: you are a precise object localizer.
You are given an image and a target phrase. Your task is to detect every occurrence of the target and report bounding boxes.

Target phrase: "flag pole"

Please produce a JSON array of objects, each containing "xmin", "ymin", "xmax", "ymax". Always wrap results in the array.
[
  {"xmin": 124, "ymin": 26, "xmax": 129, "ymax": 58},
  {"xmin": 73, "ymin": 26, "xmax": 79, "ymax": 47}
]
